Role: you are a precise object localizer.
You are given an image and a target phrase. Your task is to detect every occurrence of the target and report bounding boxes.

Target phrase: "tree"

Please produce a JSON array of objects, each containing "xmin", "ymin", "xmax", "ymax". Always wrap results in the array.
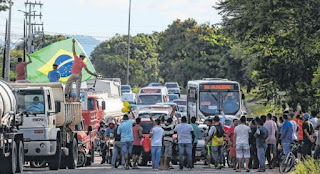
[
  {"xmin": 0, "ymin": 0, "xmax": 8, "ymax": 12},
  {"xmin": 91, "ymin": 33, "xmax": 159, "ymax": 87},
  {"xmin": 216, "ymin": 0, "xmax": 320, "ymax": 108}
]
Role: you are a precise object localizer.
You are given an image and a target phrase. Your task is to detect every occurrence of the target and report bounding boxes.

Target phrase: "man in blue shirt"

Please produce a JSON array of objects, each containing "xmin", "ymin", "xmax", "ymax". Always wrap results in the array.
[
  {"xmin": 25, "ymin": 96, "xmax": 44, "ymax": 113},
  {"xmin": 117, "ymin": 114, "xmax": 134, "ymax": 170},
  {"xmin": 48, "ymin": 64, "xmax": 61, "ymax": 82},
  {"xmin": 280, "ymin": 114, "xmax": 293, "ymax": 156}
]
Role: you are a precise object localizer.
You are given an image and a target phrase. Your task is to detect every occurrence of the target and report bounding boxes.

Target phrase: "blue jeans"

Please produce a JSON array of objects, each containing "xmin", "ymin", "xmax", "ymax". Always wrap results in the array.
[
  {"xmin": 112, "ymin": 141, "xmax": 125, "ymax": 166},
  {"xmin": 121, "ymin": 141, "xmax": 133, "ymax": 156},
  {"xmin": 211, "ymin": 145, "xmax": 224, "ymax": 166},
  {"xmin": 257, "ymin": 144, "xmax": 267, "ymax": 170},
  {"xmin": 151, "ymin": 146, "xmax": 161, "ymax": 169},
  {"xmin": 179, "ymin": 143, "xmax": 192, "ymax": 169},
  {"xmin": 282, "ymin": 143, "xmax": 291, "ymax": 156}
]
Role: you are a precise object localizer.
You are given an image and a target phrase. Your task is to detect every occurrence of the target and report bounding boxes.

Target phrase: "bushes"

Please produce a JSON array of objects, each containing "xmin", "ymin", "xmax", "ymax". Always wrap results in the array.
[{"xmin": 292, "ymin": 158, "xmax": 319, "ymax": 174}]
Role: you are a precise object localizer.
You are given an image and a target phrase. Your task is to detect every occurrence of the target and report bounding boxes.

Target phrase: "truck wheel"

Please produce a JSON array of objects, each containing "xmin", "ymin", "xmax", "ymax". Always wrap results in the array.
[
  {"xmin": 67, "ymin": 138, "xmax": 78, "ymax": 169},
  {"xmin": 7, "ymin": 141, "xmax": 18, "ymax": 174},
  {"xmin": 48, "ymin": 139, "xmax": 61, "ymax": 170},
  {"xmin": 16, "ymin": 141, "xmax": 24, "ymax": 173},
  {"xmin": 77, "ymin": 151, "xmax": 86, "ymax": 167},
  {"xmin": 30, "ymin": 161, "xmax": 46, "ymax": 168}
]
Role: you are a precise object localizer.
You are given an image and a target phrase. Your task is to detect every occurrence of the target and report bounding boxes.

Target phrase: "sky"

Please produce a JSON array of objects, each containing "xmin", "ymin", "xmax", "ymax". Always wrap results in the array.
[{"xmin": 0, "ymin": 0, "xmax": 222, "ymax": 42}]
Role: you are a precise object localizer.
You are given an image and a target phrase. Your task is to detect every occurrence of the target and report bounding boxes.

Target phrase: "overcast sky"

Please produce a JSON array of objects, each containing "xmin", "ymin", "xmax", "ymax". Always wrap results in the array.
[{"xmin": 0, "ymin": 0, "xmax": 222, "ymax": 42}]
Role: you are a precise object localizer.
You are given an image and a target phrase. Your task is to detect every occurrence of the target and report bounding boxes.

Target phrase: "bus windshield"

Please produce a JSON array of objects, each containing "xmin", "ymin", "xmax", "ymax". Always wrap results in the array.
[
  {"xmin": 136, "ymin": 95, "xmax": 162, "ymax": 105},
  {"xmin": 199, "ymin": 91, "xmax": 240, "ymax": 115}
]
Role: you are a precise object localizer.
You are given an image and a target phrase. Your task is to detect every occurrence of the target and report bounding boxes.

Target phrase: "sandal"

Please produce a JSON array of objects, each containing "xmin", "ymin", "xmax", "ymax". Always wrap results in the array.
[
  {"xmin": 236, "ymin": 170, "xmax": 241, "ymax": 172},
  {"xmin": 246, "ymin": 169, "xmax": 250, "ymax": 172}
]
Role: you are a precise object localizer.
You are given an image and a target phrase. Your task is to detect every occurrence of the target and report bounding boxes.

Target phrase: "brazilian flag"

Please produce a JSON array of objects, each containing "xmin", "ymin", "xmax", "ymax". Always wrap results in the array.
[{"xmin": 27, "ymin": 38, "xmax": 96, "ymax": 83}]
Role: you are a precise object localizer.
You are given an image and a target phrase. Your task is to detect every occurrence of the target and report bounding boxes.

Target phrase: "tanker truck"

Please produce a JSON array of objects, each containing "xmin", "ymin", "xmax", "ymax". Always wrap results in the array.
[
  {"xmin": 10, "ymin": 82, "xmax": 82, "ymax": 170},
  {"xmin": 0, "ymin": 80, "xmax": 24, "ymax": 174}
]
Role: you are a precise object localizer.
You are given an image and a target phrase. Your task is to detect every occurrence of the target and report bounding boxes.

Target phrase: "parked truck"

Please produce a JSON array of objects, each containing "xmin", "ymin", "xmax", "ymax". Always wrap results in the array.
[
  {"xmin": 10, "ymin": 82, "xmax": 82, "ymax": 170},
  {"xmin": 0, "ymin": 80, "xmax": 24, "ymax": 174}
]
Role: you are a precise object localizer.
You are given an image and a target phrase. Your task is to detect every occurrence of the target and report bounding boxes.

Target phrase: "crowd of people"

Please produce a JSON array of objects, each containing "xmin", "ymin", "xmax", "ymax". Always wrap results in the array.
[{"xmin": 98, "ymin": 107, "xmax": 319, "ymax": 172}]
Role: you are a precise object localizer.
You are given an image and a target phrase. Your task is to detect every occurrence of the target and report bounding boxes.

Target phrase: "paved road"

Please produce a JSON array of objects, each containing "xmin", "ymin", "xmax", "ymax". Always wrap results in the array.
[{"xmin": 23, "ymin": 154, "xmax": 281, "ymax": 174}]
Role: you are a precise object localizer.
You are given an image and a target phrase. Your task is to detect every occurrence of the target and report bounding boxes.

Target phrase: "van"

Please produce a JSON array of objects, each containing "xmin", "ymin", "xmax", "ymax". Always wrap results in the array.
[{"xmin": 136, "ymin": 87, "xmax": 169, "ymax": 108}]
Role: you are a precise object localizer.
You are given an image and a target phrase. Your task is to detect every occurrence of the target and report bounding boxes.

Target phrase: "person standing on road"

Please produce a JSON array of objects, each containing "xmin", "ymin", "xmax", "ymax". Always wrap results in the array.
[
  {"xmin": 255, "ymin": 119, "xmax": 269, "ymax": 172},
  {"xmin": 314, "ymin": 119, "xmax": 320, "ymax": 159},
  {"xmin": 65, "ymin": 39, "xmax": 97, "ymax": 100},
  {"xmin": 234, "ymin": 116, "xmax": 251, "ymax": 172},
  {"xmin": 132, "ymin": 118, "xmax": 143, "ymax": 169},
  {"xmin": 47, "ymin": 64, "xmax": 61, "ymax": 82},
  {"xmin": 208, "ymin": 107, "xmax": 226, "ymax": 169},
  {"xmin": 117, "ymin": 114, "xmax": 135, "ymax": 170},
  {"xmin": 101, "ymin": 121, "xmax": 116, "ymax": 164},
  {"xmin": 16, "ymin": 55, "xmax": 32, "ymax": 83},
  {"xmin": 302, "ymin": 113, "xmax": 315, "ymax": 158},
  {"xmin": 190, "ymin": 117, "xmax": 200, "ymax": 168},
  {"xmin": 174, "ymin": 116, "xmax": 194, "ymax": 170},
  {"xmin": 205, "ymin": 119, "xmax": 213, "ymax": 168},
  {"xmin": 111, "ymin": 122, "xmax": 125, "ymax": 168},
  {"xmin": 264, "ymin": 113, "xmax": 278, "ymax": 169},
  {"xmin": 249, "ymin": 117, "xmax": 259, "ymax": 169},
  {"xmin": 226, "ymin": 118, "xmax": 239, "ymax": 170},
  {"xmin": 150, "ymin": 119, "xmax": 165, "ymax": 171},
  {"xmin": 280, "ymin": 114, "xmax": 293, "ymax": 156}
]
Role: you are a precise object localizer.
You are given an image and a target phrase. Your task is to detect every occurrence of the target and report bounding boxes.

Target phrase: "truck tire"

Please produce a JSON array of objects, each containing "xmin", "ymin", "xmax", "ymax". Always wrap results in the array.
[
  {"xmin": 16, "ymin": 141, "xmax": 24, "ymax": 173},
  {"xmin": 6, "ymin": 141, "xmax": 18, "ymax": 174},
  {"xmin": 67, "ymin": 138, "xmax": 78, "ymax": 169},
  {"xmin": 48, "ymin": 138, "xmax": 61, "ymax": 170}
]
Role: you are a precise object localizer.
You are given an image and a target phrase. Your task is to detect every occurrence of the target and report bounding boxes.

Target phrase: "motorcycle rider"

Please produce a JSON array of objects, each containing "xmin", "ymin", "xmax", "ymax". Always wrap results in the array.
[
  {"xmin": 98, "ymin": 121, "xmax": 107, "ymax": 164},
  {"xmin": 104, "ymin": 120, "xmax": 117, "ymax": 164}
]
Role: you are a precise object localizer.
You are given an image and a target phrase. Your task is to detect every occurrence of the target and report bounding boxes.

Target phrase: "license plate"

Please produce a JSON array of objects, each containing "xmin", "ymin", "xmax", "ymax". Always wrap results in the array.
[{"xmin": 195, "ymin": 151, "xmax": 202, "ymax": 157}]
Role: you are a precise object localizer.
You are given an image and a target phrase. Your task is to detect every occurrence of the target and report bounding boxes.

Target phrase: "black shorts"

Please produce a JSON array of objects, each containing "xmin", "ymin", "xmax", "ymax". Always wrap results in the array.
[
  {"xmin": 132, "ymin": 145, "xmax": 142, "ymax": 156},
  {"xmin": 297, "ymin": 140, "xmax": 303, "ymax": 153}
]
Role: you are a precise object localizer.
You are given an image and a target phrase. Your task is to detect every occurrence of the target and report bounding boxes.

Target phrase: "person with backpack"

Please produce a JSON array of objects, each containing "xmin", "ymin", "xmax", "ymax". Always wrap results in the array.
[
  {"xmin": 208, "ymin": 107, "xmax": 226, "ymax": 169},
  {"xmin": 255, "ymin": 119, "xmax": 269, "ymax": 172}
]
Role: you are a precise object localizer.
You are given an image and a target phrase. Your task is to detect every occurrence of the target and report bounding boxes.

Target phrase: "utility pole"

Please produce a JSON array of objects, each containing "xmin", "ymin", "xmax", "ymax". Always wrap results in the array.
[
  {"xmin": 126, "ymin": 0, "xmax": 132, "ymax": 85},
  {"xmin": 24, "ymin": 0, "xmax": 43, "ymax": 54},
  {"xmin": 4, "ymin": 0, "xmax": 12, "ymax": 82},
  {"xmin": 2, "ymin": 20, "xmax": 7, "ymax": 79}
]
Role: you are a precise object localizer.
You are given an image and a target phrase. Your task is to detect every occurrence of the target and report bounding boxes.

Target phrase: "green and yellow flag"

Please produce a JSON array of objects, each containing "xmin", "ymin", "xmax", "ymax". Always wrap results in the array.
[{"xmin": 27, "ymin": 38, "xmax": 96, "ymax": 83}]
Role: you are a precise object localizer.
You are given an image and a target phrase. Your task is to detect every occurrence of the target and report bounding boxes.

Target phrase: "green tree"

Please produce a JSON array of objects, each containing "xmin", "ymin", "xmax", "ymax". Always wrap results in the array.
[
  {"xmin": 216, "ymin": 0, "xmax": 320, "ymax": 108},
  {"xmin": 91, "ymin": 33, "xmax": 159, "ymax": 87},
  {"xmin": 0, "ymin": 0, "xmax": 8, "ymax": 12}
]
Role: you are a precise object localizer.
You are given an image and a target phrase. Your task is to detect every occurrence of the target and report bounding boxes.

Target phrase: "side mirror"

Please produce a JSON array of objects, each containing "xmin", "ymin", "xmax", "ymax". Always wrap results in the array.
[
  {"xmin": 55, "ymin": 101, "xmax": 61, "ymax": 113},
  {"xmin": 15, "ymin": 115, "xmax": 23, "ymax": 126},
  {"xmin": 88, "ymin": 126, "xmax": 93, "ymax": 132},
  {"xmin": 102, "ymin": 101, "xmax": 106, "ymax": 110}
]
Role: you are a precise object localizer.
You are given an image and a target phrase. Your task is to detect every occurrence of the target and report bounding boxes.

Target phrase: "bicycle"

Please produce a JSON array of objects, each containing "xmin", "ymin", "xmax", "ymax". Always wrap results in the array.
[{"xmin": 279, "ymin": 142, "xmax": 301, "ymax": 173}]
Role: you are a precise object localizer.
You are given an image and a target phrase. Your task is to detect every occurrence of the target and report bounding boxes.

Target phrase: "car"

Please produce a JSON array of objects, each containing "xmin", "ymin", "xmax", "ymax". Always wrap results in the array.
[
  {"xmin": 148, "ymin": 82, "xmax": 162, "ymax": 87},
  {"xmin": 121, "ymin": 93, "xmax": 136, "ymax": 104},
  {"xmin": 168, "ymin": 94, "xmax": 180, "ymax": 102},
  {"xmin": 173, "ymin": 99, "xmax": 187, "ymax": 106},
  {"xmin": 121, "ymin": 85, "xmax": 132, "ymax": 94},
  {"xmin": 178, "ymin": 105, "xmax": 187, "ymax": 117},
  {"xmin": 165, "ymin": 82, "xmax": 181, "ymax": 96}
]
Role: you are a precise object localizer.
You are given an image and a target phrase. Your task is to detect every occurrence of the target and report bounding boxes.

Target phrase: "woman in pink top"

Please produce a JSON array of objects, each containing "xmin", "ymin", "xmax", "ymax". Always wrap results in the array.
[
  {"xmin": 132, "ymin": 118, "xmax": 143, "ymax": 169},
  {"xmin": 65, "ymin": 39, "xmax": 97, "ymax": 100}
]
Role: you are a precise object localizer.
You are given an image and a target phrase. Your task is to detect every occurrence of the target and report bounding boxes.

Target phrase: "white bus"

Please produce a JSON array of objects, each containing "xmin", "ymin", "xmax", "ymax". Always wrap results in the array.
[{"xmin": 187, "ymin": 78, "xmax": 246, "ymax": 120}]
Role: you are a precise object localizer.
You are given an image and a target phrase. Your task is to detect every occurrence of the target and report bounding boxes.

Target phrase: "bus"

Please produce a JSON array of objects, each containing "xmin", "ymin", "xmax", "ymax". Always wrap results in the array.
[{"xmin": 187, "ymin": 78, "xmax": 246, "ymax": 120}]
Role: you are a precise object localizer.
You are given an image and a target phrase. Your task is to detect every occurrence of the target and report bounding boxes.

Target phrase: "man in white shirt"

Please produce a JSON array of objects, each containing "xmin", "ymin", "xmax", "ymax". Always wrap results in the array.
[
  {"xmin": 150, "ymin": 119, "xmax": 164, "ymax": 170},
  {"xmin": 234, "ymin": 116, "xmax": 251, "ymax": 172}
]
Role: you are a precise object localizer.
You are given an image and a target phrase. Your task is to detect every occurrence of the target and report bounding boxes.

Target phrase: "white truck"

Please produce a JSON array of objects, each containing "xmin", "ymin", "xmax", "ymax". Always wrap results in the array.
[
  {"xmin": 0, "ymin": 80, "xmax": 24, "ymax": 174},
  {"xmin": 11, "ymin": 83, "xmax": 82, "ymax": 170}
]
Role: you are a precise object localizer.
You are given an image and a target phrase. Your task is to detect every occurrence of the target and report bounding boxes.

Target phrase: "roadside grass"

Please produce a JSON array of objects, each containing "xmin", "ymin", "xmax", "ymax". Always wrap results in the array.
[{"xmin": 292, "ymin": 158, "xmax": 319, "ymax": 174}]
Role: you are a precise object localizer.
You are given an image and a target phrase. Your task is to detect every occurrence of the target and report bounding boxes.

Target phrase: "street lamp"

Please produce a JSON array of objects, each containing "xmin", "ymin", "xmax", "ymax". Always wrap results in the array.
[{"xmin": 126, "ymin": 0, "xmax": 132, "ymax": 85}]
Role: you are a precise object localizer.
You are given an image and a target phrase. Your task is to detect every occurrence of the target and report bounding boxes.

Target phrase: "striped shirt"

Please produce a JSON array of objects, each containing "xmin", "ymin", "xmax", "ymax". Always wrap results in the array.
[{"xmin": 161, "ymin": 124, "xmax": 175, "ymax": 142}]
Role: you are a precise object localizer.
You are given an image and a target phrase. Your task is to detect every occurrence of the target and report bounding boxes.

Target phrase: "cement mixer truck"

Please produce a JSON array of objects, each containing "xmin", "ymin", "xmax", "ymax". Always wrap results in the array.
[
  {"xmin": 0, "ymin": 80, "xmax": 24, "ymax": 174},
  {"xmin": 11, "ymin": 82, "xmax": 82, "ymax": 170}
]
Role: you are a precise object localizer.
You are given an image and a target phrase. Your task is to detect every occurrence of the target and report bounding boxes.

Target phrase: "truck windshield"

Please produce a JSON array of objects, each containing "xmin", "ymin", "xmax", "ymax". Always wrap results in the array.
[
  {"xmin": 165, "ymin": 84, "xmax": 178, "ymax": 88},
  {"xmin": 136, "ymin": 95, "xmax": 162, "ymax": 105},
  {"xmin": 199, "ymin": 91, "xmax": 240, "ymax": 115},
  {"xmin": 16, "ymin": 90, "xmax": 45, "ymax": 114}
]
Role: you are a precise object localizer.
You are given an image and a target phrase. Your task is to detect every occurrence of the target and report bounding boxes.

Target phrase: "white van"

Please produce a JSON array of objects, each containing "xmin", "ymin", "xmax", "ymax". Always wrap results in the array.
[
  {"xmin": 136, "ymin": 87, "xmax": 169, "ymax": 109},
  {"xmin": 121, "ymin": 93, "xmax": 136, "ymax": 104}
]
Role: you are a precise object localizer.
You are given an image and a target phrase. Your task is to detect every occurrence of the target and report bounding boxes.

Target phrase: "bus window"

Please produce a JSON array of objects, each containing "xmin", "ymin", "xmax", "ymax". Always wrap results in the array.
[
  {"xmin": 199, "ymin": 92, "xmax": 219, "ymax": 115},
  {"xmin": 221, "ymin": 92, "xmax": 240, "ymax": 114}
]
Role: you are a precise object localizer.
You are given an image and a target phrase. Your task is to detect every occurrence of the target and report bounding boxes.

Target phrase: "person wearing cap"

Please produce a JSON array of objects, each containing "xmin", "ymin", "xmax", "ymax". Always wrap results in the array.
[
  {"xmin": 65, "ymin": 39, "xmax": 98, "ymax": 100},
  {"xmin": 302, "ymin": 113, "xmax": 315, "ymax": 158},
  {"xmin": 48, "ymin": 64, "xmax": 61, "ymax": 82},
  {"xmin": 208, "ymin": 107, "xmax": 226, "ymax": 169},
  {"xmin": 16, "ymin": 54, "xmax": 32, "ymax": 83}
]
